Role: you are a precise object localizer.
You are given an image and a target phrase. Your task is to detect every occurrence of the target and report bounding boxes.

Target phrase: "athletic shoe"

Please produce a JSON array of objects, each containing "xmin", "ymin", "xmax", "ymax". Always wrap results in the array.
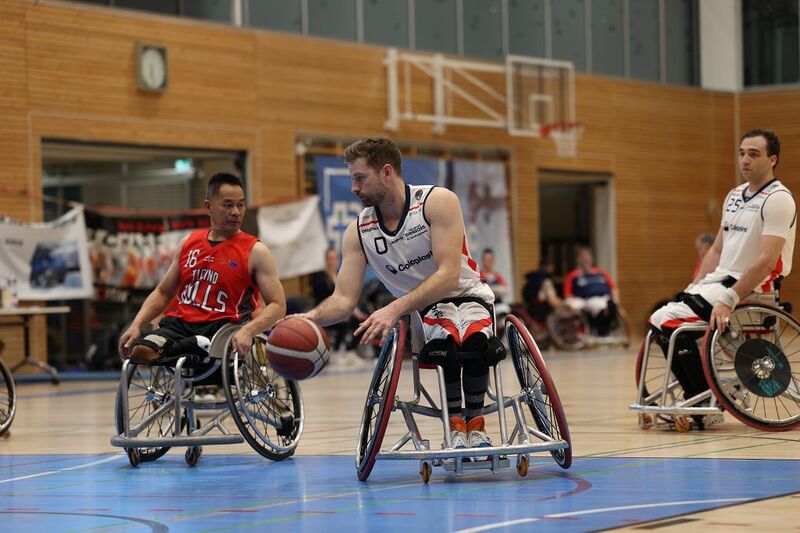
[
  {"xmin": 447, "ymin": 416, "xmax": 468, "ymax": 449},
  {"xmin": 467, "ymin": 416, "xmax": 492, "ymax": 459}
]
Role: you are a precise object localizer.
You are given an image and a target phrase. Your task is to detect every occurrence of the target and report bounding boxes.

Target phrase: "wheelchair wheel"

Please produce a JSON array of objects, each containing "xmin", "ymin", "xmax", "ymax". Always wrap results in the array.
[
  {"xmin": 0, "ymin": 358, "xmax": 16, "ymax": 437},
  {"xmin": 634, "ymin": 338, "xmax": 685, "ymax": 426},
  {"xmin": 223, "ymin": 334, "xmax": 303, "ymax": 461},
  {"xmin": 546, "ymin": 307, "xmax": 588, "ymax": 351},
  {"xmin": 356, "ymin": 321, "xmax": 405, "ymax": 482},
  {"xmin": 702, "ymin": 303, "xmax": 800, "ymax": 431},
  {"xmin": 115, "ymin": 362, "xmax": 188, "ymax": 463},
  {"xmin": 506, "ymin": 315, "xmax": 572, "ymax": 469}
]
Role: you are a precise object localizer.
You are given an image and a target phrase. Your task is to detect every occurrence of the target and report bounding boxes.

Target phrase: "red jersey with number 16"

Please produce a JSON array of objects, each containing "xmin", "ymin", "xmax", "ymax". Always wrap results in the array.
[{"xmin": 164, "ymin": 229, "xmax": 259, "ymax": 323}]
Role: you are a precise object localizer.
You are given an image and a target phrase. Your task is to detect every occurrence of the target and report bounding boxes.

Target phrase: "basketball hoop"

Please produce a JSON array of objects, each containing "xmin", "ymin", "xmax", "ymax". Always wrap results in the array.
[{"xmin": 541, "ymin": 122, "xmax": 584, "ymax": 158}]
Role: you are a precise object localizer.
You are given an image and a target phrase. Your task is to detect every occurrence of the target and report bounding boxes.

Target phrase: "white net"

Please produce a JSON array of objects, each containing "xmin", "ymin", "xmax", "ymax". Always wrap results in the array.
[{"xmin": 547, "ymin": 123, "xmax": 584, "ymax": 158}]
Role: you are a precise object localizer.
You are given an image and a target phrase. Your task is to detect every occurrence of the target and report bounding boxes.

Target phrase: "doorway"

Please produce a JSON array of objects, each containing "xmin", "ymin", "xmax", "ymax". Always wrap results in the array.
[{"xmin": 538, "ymin": 170, "xmax": 615, "ymax": 291}]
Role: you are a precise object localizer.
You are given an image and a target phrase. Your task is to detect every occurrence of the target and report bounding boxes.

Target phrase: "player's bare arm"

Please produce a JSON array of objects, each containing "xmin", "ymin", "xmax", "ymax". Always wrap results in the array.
[
  {"xmin": 232, "ymin": 242, "xmax": 287, "ymax": 355},
  {"xmin": 692, "ymin": 227, "xmax": 723, "ymax": 284},
  {"xmin": 307, "ymin": 221, "xmax": 367, "ymax": 326},
  {"xmin": 355, "ymin": 187, "xmax": 463, "ymax": 344},
  {"xmin": 119, "ymin": 235, "xmax": 186, "ymax": 355},
  {"xmin": 710, "ymin": 234, "xmax": 784, "ymax": 331}
]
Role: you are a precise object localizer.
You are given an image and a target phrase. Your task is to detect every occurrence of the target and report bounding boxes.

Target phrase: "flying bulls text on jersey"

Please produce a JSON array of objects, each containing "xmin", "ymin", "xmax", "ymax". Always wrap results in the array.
[
  {"xmin": 717, "ymin": 178, "xmax": 796, "ymax": 291},
  {"xmin": 357, "ymin": 184, "xmax": 494, "ymax": 305},
  {"xmin": 165, "ymin": 229, "xmax": 258, "ymax": 323}
]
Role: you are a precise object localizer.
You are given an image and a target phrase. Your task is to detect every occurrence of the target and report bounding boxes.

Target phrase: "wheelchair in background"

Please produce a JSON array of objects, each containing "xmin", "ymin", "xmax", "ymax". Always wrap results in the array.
[
  {"xmin": 0, "ymin": 347, "xmax": 15, "ymax": 438},
  {"xmin": 509, "ymin": 301, "xmax": 629, "ymax": 351},
  {"xmin": 111, "ymin": 323, "xmax": 304, "ymax": 466},
  {"xmin": 630, "ymin": 294, "xmax": 800, "ymax": 432},
  {"xmin": 355, "ymin": 312, "xmax": 571, "ymax": 483}
]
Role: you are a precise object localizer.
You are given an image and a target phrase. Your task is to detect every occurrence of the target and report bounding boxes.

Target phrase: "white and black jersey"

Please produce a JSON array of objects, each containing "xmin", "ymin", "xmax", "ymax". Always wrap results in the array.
[
  {"xmin": 714, "ymin": 178, "xmax": 796, "ymax": 292},
  {"xmin": 356, "ymin": 184, "xmax": 494, "ymax": 305}
]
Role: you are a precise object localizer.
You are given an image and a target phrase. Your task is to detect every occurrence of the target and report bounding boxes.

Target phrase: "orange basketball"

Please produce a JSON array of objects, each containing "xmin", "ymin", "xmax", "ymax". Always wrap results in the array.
[{"xmin": 265, "ymin": 317, "xmax": 331, "ymax": 380}]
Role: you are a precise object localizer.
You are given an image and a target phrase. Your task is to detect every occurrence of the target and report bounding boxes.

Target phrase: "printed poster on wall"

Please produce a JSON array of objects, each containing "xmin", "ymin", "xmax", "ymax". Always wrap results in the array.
[
  {"xmin": 451, "ymin": 160, "xmax": 514, "ymax": 299},
  {"xmin": 0, "ymin": 206, "xmax": 93, "ymax": 300}
]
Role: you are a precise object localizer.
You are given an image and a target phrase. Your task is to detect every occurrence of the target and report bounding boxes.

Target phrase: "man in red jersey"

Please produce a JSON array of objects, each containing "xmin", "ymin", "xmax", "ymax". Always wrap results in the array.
[{"xmin": 118, "ymin": 173, "xmax": 286, "ymax": 361}]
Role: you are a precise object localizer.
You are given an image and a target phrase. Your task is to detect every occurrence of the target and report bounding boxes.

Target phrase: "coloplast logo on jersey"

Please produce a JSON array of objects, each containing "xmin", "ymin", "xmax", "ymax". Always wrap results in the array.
[
  {"xmin": 385, "ymin": 264, "xmax": 398, "ymax": 275},
  {"xmin": 398, "ymin": 250, "xmax": 433, "ymax": 272}
]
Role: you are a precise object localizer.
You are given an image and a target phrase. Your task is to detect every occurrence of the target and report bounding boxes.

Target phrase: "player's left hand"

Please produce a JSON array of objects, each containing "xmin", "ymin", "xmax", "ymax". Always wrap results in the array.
[
  {"xmin": 355, "ymin": 304, "xmax": 400, "ymax": 346},
  {"xmin": 709, "ymin": 303, "xmax": 733, "ymax": 333},
  {"xmin": 232, "ymin": 328, "xmax": 255, "ymax": 356}
]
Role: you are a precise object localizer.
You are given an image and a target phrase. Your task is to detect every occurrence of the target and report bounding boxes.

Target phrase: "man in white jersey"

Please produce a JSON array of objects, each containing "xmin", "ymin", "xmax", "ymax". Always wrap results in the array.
[
  {"xmin": 650, "ymin": 129, "xmax": 796, "ymax": 424},
  {"xmin": 304, "ymin": 137, "xmax": 498, "ymax": 451}
]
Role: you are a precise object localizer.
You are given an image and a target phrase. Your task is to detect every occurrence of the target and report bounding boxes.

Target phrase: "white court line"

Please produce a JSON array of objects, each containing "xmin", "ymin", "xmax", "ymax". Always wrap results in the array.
[
  {"xmin": 0, "ymin": 454, "xmax": 123, "ymax": 485},
  {"xmin": 452, "ymin": 497, "xmax": 749, "ymax": 533}
]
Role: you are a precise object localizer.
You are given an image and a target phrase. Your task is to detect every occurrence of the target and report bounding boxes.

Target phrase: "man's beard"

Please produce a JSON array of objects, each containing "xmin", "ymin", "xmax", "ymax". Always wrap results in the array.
[{"xmin": 360, "ymin": 189, "xmax": 385, "ymax": 207}]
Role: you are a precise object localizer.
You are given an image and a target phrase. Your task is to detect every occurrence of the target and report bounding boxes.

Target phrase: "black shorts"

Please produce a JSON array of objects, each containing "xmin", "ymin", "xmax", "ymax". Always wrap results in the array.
[{"xmin": 132, "ymin": 316, "xmax": 233, "ymax": 354}]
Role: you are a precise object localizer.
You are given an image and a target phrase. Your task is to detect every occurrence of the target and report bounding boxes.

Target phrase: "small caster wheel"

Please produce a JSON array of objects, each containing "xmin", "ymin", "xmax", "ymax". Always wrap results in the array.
[
  {"xmin": 516, "ymin": 456, "xmax": 529, "ymax": 477},
  {"xmin": 185, "ymin": 446, "xmax": 202, "ymax": 467},
  {"xmin": 126, "ymin": 448, "xmax": 141, "ymax": 467},
  {"xmin": 2, "ymin": 430, "xmax": 11, "ymax": 439},
  {"xmin": 420, "ymin": 462, "xmax": 431, "ymax": 484},
  {"xmin": 674, "ymin": 416, "xmax": 690, "ymax": 433},
  {"xmin": 638, "ymin": 413, "xmax": 654, "ymax": 430}
]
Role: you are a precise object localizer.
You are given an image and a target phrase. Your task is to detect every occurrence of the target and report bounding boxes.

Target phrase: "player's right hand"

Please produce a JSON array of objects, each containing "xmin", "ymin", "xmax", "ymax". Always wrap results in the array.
[{"xmin": 118, "ymin": 326, "xmax": 140, "ymax": 358}]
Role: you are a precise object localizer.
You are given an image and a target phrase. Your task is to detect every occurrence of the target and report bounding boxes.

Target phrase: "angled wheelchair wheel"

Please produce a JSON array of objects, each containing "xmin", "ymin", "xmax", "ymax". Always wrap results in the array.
[
  {"xmin": 356, "ymin": 321, "xmax": 405, "ymax": 482},
  {"xmin": 546, "ymin": 307, "xmax": 589, "ymax": 351},
  {"xmin": 634, "ymin": 337, "xmax": 685, "ymax": 426},
  {"xmin": 115, "ymin": 362, "xmax": 187, "ymax": 463},
  {"xmin": 506, "ymin": 314, "xmax": 572, "ymax": 469},
  {"xmin": 0, "ymin": 358, "xmax": 16, "ymax": 437},
  {"xmin": 702, "ymin": 303, "xmax": 800, "ymax": 431},
  {"xmin": 223, "ymin": 334, "xmax": 303, "ymax": 461}
]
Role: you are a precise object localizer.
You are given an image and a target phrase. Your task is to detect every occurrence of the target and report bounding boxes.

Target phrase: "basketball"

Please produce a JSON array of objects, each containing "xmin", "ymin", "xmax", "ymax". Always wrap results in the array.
[{"xmin": 265, "ymin": 316, "xmax": 331, "ymax": 380}]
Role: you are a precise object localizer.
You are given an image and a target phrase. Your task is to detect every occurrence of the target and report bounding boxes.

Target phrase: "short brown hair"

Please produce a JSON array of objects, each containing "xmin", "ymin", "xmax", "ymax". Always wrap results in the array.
[{"xmin": 343, "ymin": 137, "xmax": 402, "ymax": 176}]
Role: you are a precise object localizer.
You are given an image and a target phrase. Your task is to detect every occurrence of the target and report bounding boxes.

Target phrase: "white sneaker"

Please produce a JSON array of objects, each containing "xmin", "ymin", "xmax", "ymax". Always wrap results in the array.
[
  {"xmin": 467, "ymin": 416, "xmax": 492, "ymax": 460},
  {"xmin": 446, "ymin": 416, "xmax": 468, "ymax": 449}
]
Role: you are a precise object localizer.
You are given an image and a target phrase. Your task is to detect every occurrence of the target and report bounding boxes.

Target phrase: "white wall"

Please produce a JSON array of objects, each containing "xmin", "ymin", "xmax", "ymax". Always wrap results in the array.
[{"xmin": 699, "ymin": 0, "xmax": 743, "ymax": 92}]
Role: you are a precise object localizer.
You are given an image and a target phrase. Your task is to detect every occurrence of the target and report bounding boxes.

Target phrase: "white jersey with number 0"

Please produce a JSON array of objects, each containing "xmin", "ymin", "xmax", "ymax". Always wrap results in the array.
[{"xmin": 357, "ymin": 184, "xmax": 494, "ymax": 305}]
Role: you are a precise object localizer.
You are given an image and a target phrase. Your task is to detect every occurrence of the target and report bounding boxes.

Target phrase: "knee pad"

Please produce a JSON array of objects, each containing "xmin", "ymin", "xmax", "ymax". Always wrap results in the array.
[
  {"xmin": 418, "ymin": 336, "xmax": 459, "ymax": 367},
  {"xmin": 462, "ymin": 333, "xmax": 507, "ymax": 367}
]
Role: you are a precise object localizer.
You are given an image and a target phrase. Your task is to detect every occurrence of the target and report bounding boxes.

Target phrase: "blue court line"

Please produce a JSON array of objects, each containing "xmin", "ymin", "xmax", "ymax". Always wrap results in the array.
[{"xmin": 0, "ymin": 455, "xmax": 797, "ymax": 532}]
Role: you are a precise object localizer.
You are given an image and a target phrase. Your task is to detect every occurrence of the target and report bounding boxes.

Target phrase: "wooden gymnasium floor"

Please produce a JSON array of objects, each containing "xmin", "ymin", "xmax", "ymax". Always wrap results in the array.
[{"xmin": 1, "ymin": 345, "xmax": 798, "ymax": 532}]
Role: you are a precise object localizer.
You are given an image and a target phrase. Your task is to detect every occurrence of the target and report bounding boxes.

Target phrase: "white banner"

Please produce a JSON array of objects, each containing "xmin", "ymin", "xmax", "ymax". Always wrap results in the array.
[
  {"xmin": 257, "ymin": 196, "xmax": 327, "ymax": 279},
  {"xmin": 451, "ymin": 161, "xmax": 514, "ymax": 299},
  {"xmin": 0, "ymin": 207, "xmax": 93, "ymax": 300}
]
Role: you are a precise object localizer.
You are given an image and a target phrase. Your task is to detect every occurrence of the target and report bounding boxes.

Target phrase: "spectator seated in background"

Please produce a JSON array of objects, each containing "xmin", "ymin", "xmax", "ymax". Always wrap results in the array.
[
  {"xmin": 521, "ymin": 257, "xmax": 563, "ymax": 324},
  {"xmin": 563, "ymin": 246, "xmax": 620, "ymax": 336},
  {"xmin": 479, "ymin": 248, "xmax": 509, "ymax": 304}
]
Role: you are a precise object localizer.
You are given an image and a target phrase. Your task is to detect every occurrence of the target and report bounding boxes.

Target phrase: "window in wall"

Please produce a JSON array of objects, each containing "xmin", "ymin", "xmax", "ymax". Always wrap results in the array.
[
  {"xmin": 308, "ymin": 0, "xmax": 357, "ymax": 40},
  {"xmin": 629, "ymin": 0, "xmax": 660, "ymax": 81},
  {"xmin": 591, "ymin": 0, "xmax": 623, "ymax": 76},
  {"xmin": 114, "ymin": 0, "xmax": 178, "ymax": 15},
  {"xmin": 70, "ymin": 0, "xmax": 109, "ymax": 5},
  {"xmin": 463, "ymin": 0, "xmax": 504, "ymax": 60},
  {"xmin": 364, "ymin": 0, "xmax": 408, "ymax": 47},
  {"xmin": 552, "ymin": 0, "xmax": 586, "ymax": 71},
  {"xmin": 415, "ymin": 0, "xmax": 457, "ymax": 54},
  {"xmin": 743, "ymin": 0, "xmax": 800, "ymax": 86},
  {"xmin": 249, "ymin": 0, "xmax": 302, "ymax": 33},
  {"xmin": 508, "ymin": 0, "xmax": 546, "ymax": 57},
  {"xmin": 665, "ymin": 0, "xmax": 697, "ymax": 85},
  {"xmin": 184, "ymin": 0, "xmax": 231, "ymax": 23}
]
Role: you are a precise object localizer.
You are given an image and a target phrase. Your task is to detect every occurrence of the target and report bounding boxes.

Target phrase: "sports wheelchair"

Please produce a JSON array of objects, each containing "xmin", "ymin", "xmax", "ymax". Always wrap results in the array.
[
  {"xmin": 355, "ymin": 312, "xmax": 571, "ymax": 483},
  {"xmin": 0, "ymin": 350, "xmax": 15, "ymax": 438},
  {"xmin": 630, "ymin": 295, "xmax": 800, "ymax": 432},
  {"xmin": 508, "ymin": 302, "xmax": 629, "ymax": 351},
  {"xmin": 111, "ymin": 323, "xmax": 304, "ymax": 466}
]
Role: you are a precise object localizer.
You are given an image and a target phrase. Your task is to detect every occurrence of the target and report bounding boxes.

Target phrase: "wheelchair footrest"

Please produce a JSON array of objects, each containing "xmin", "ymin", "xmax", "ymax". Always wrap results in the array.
[
  {"xmin": 378, "ymin": 440, "xmax": 568, "ymax": 460},
  {"xmin": 443, "ymin": 457, "xmax": 510, "ymax": 472},
  {"xmin": 629, "ymin": 403, "xmax": 722, "ymax": 416},
  {"xmin": 111, "ymin": 434, "xmax": 244, "ymax": 448}
]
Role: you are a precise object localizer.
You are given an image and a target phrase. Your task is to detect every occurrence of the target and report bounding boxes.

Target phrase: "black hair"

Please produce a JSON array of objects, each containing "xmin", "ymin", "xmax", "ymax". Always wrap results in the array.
[{"xmin": 206, "ymin": 172, "xmax": 244, "ymax": 199}]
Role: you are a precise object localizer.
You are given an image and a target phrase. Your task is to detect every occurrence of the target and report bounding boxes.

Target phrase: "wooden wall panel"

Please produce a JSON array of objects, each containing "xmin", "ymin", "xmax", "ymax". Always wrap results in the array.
[{"xmin": 0, "ymin": 0, "xmax": 764, "ymax": 361}]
